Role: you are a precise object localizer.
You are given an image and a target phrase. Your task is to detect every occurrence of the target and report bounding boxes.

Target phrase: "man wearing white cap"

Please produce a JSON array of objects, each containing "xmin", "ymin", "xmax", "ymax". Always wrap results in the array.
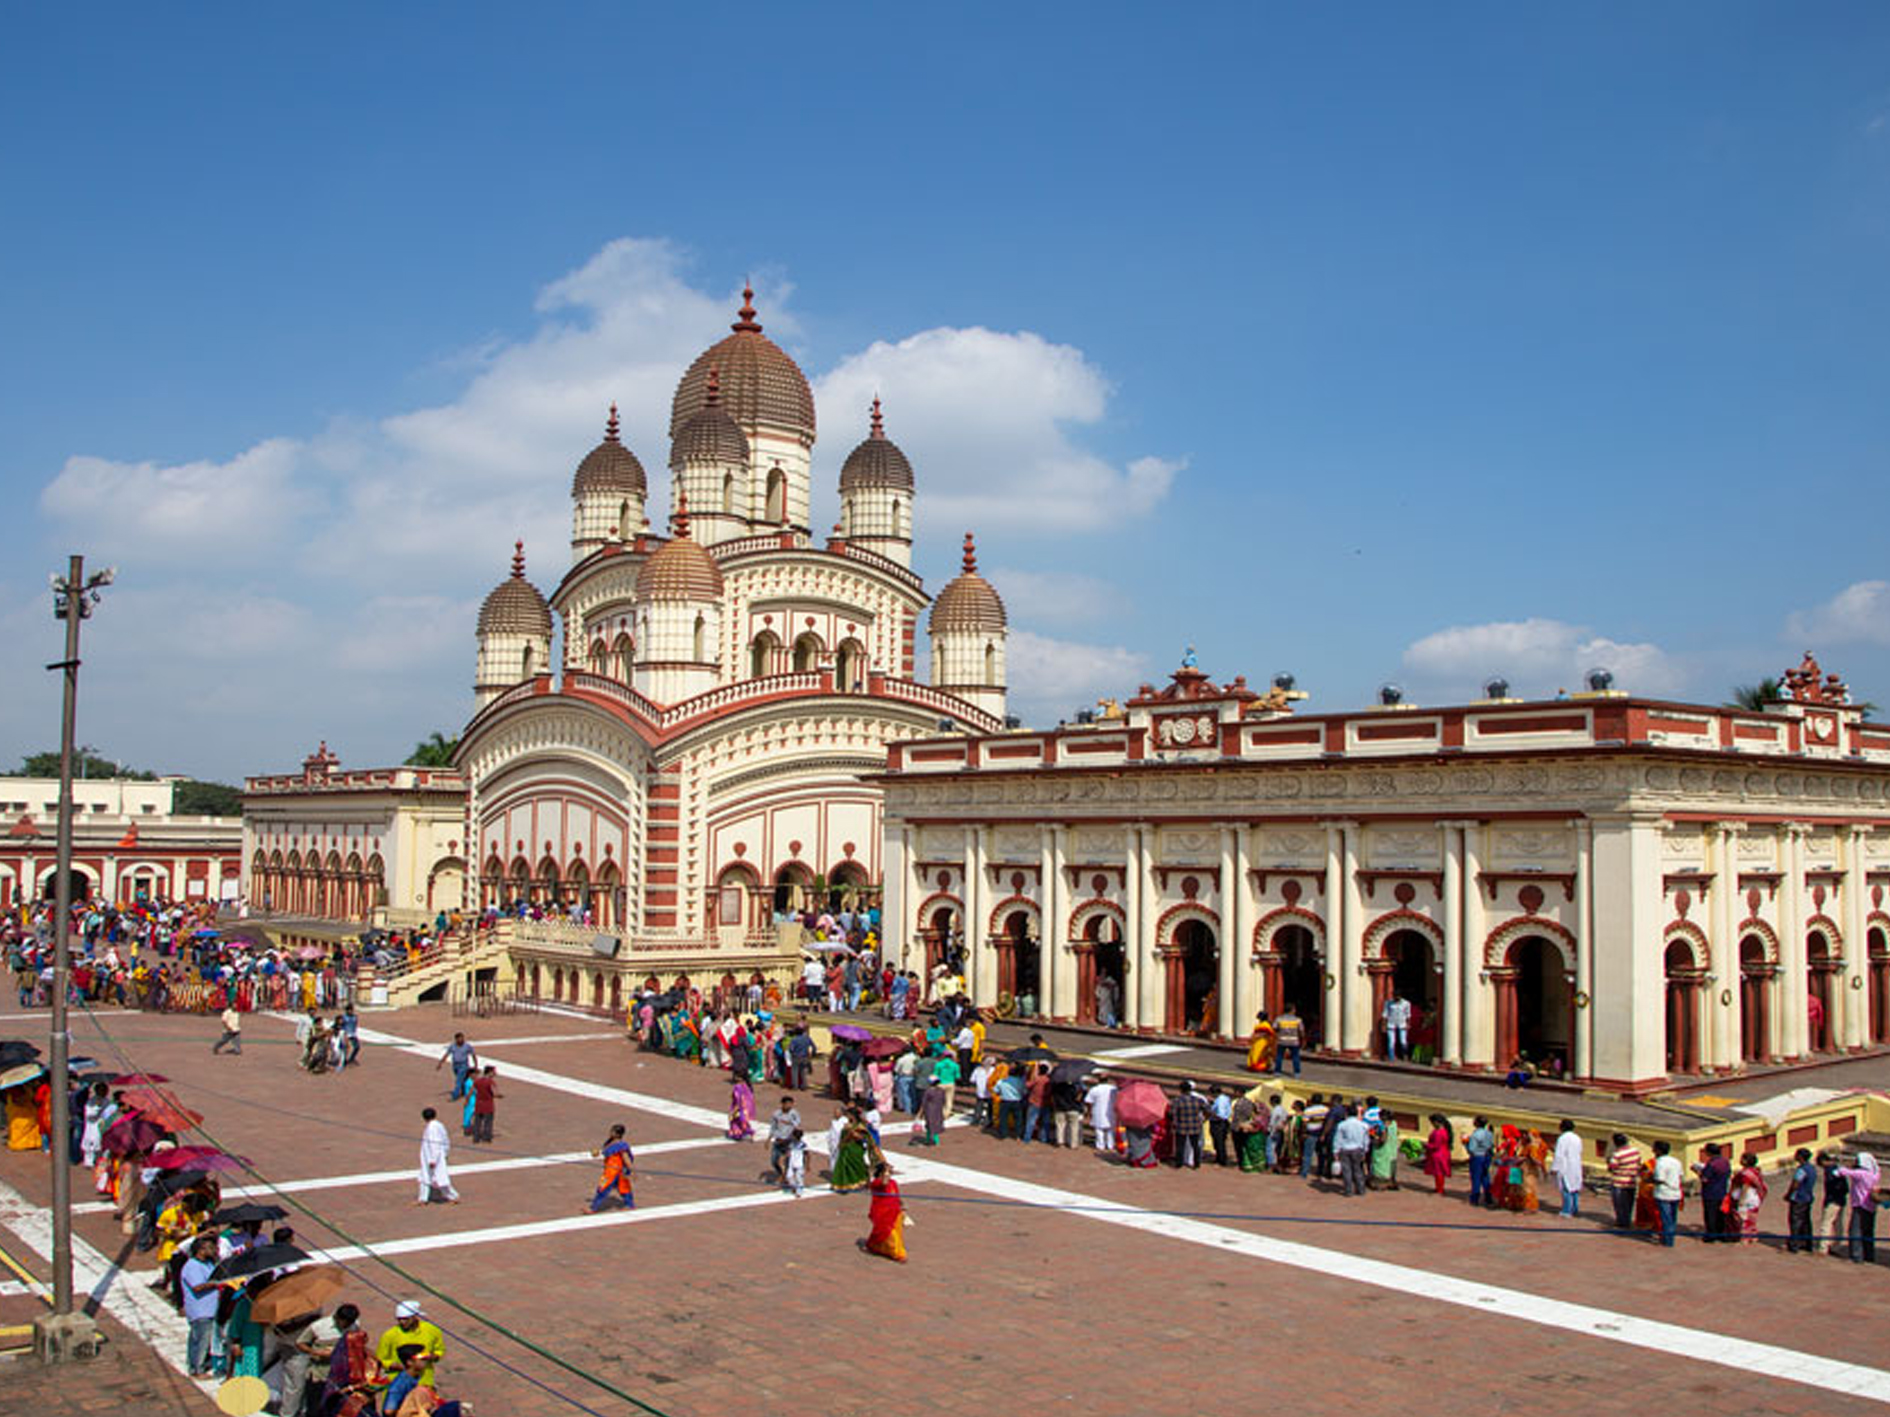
[
  {"xmin": 374, "ymin": 1300, "xmax": 445, "ymax": 1389},
  {"xmin": 417, "ymin": 1106, "xmax": 460, "ymax": 1205}
]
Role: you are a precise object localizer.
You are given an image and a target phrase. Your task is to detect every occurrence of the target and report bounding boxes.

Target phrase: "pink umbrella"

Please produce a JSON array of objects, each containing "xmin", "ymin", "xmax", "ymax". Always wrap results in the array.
[
  {"xmin": 1113, "ymin": 1079, "xmax": 1171, "ymax": 1131},
  {"xmin": 145, "ymin": 1146, "xmax": 248, "ymax": 1173}
]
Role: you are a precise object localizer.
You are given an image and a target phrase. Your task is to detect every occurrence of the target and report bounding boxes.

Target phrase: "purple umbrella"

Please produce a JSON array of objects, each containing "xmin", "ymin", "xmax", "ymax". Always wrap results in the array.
[{"xmin": 829, "ymin": 1024, "xmax": 873, "ymax": 1042}]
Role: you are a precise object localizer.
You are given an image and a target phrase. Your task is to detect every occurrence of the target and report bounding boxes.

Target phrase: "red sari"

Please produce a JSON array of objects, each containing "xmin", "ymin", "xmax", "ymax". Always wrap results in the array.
[{"xmin": 865, "ymin": 1176, "xmax": 906, "ymax": 1262}]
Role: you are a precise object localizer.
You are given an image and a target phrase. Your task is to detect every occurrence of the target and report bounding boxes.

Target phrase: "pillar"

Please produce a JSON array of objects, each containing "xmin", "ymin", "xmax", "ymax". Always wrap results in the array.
[
  {"xmin": 1136, "ymin": 825, "xmax": 1160, "ymax": 1029},
  {"xmin": 1217, "ymin": 827, "xmax": 1239, "ymax": 1039},
  {"xmin": 1462, "ymin": 823, "xmax": 1491, "ymax": 1067},
  {"xmin": 1842, "ymin": 825, "xmax": 1871, "ymax": 1050},
  {"xmin": 1781, "ymin": 824, "xmax": 1809, "ymax": 1059},
  {"xmin": 884, "ymin": 826, "xmax": 908, "ymax": 972},
  {"xmin": 1339, "ymin": 822, "xmax": 1366, "ymax": 1052},
  {"xmin": 962, "ymin": 827, "xmax": 984, "ymax": 1007},
  {"xmin": 1441, "ymin": 822, "xmax": 1464, "ymax": 1065},
  {"xmin": 1588, "ymin": 811, "xmax": 1666, "ymax": 1087},
  {"xmin": 1574, "ymin": 816, "xmax": 1594, "ymax": 1080},
  {"xmin": 1230, "ymin": 824, "xmax": 1256, "ymax": 1037},
  {"xmin": 1709, "ymin": 822, "xmax": 1739, "ymax": 1072},
  {"xmin": 1123, "ymin": 824, "xmax": 1144, "ymax": 1031},
  {"xmin": 1047, "ymin": 825, "xmax": 1073, "ymax": 1020},
  {"xmin": 1324, "ymin": 824, "xmax": 1344, "ymax": 1053}
]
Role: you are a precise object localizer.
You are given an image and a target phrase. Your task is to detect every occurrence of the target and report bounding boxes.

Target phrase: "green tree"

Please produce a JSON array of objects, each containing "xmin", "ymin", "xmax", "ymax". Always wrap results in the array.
[
  {"xmin": 172, "ymin": 780, "xmax": 243, "ymax": 816},
  {"xmin": 17, "ymin": 746, "xmax": 152, "ymax": 779},
  {"xmin": 405, "ymin": 732, "xmax": 460, "ymax": 767},
  {"xmin": 1727, "ymin": 678, "xmax": 1782, "ymax": 711}
]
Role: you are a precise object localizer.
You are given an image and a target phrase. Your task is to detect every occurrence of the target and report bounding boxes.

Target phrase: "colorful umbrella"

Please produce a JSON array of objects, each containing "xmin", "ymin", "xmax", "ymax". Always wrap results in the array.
[
  {"xmin": 1112, "ymin": 1079, "xmax": 1170, "ymax": 1131},
  {"xmin": 146, "ymin": 1147, "xmax": 248, "ymax": 1173},
  {"xmin": 102, "ymin": 1114, "xmax": 166, "ymax": 1155},
  {"xmin": 108, "ymin": 1072, "xmax": 171, "ymax": 1086},
  {"xmin": 121, "ymin": 1092, "xmax": 203, "ymax": 1133},
  {"xmin": 829, "ymin": 1024, "xmax": 873, "ymax": 1042},
  {"xmin": 0, "ymin": 1061, "xmax": 46, "ymax": 1090},
  {"xmin": 859, "ymin": 1036, "xmax": 908, "ymax": 1060},
  {"xmin": 248, "ymin": 1263, "xmax": 345, "ymax": 1325}
]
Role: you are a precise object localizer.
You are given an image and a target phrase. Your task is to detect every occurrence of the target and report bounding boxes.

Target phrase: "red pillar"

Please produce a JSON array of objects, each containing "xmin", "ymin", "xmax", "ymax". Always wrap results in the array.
[
  {"xmin": 1264, "ymin": 959, "xmax": 1283, "ymax": 1019},
  {"xmin": 1162, "ymin": 950, "xmax": 1186, "ymax": 1034},
  {"xmin": 1368, "ymin": 966, "xmax": 1392, "ymax": 1058},
  {"xmin": 1073, "ymin": 946, "xmax": 1095, "ymax": 1023}
]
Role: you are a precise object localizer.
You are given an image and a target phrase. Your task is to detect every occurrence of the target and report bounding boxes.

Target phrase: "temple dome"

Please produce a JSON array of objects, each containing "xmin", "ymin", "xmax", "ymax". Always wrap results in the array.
[
  {"xmin": 477, "ymin": 542, "xmax": 554, "ymax": 636},
  {"xmin": 669, "ymin": 367, "xmax": 750, "ymax": 467},
  {"xmin": 670, "ymin": 286, "xmax": 816, "ymax": 446},
  {"xmin": 838, "ymin": 397, "xmax": 914, "ymax": 491},
  {"xmin": 928, "ymin": 532, "xmax": 1006, "ymax": 631},
  {"xmin": 571, "ymin": 405, "xmax": 647, "ymax": 497},
  {"xmin": 636, "ymin": 499, "xmax": 726, "ymax": 602}
]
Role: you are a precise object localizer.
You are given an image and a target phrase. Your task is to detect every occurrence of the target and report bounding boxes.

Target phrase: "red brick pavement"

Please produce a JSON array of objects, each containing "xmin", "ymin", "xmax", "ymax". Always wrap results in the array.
[{"xmin": 0, "ymin": 1001, "xmax": 1884, "ymax": 1417}]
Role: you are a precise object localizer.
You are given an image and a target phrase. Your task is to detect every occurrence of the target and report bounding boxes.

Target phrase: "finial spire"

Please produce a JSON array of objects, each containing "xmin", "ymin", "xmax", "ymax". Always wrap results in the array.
[
  {"xmin": 511, "ymin": 539, "xmax": 526, "ymax": 578},
  {"xmin": 673, "ymin": 488, "xmax": 692, "ymax": 539},
  {"xmin": 604, "ymin": 403, "xmax": 620, "ymax": 443},
  {"xmin": 732, "ymin": 282, "xmax": 761, "ymax": 333},
  {"xmin": 705, "ymin": 366, "xmax": 721, "ymax": 406},
  {"xmin": 869, "ymin": 395, "xmax": 884, "ymax": 439},
  {"xmin": 961, "ymin": 531, "xmax": 977, "ymax": 575}
]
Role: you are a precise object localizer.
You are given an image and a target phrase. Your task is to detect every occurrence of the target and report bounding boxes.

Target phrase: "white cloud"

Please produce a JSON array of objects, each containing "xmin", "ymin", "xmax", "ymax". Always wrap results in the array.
[
  {"xmin": 984, "ymin": 567, "xmax": 1126, "ymax": 625},
  {"xmin": 1006, "ymin": 629, "xmax": 1149, "ymax": 725},
  {"xmin": 1401, "ymin": 617, "xmax": 1682, "ymax": 699},
  {"xmin": 814, "ymin": 328, "xmax": 1181, "ymax": 535},
  {"xmin": 1787, "ymin": 581, "xmax": 1890, "ymax": 647}
]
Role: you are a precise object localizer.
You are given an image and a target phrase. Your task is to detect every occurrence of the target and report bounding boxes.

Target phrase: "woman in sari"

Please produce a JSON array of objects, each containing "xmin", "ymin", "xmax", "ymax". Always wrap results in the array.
[
  {"xmin": 828, "ymin": 1107, "xmax": 880, "ymax": 1192},
  {"xmin": 728, "ymin": 1076, "xmax": 756, "ymax": 1140},
  {"xmin": 1232, "ymin": 1091, "xmax": 1268, "ymax": 1172},
  {"xmin": 1492, "ymin": 1125, "xmax": 1522, "ymax": 1210},
  {"xmin": 1124, "ymin": 1122, "xmax": 1159, "ymax": 1169},
  {"xmin": 590, "ymin": 1124, "xmax": 634, "ymax": 1211},
  {"xmin": 224, "ymin": 1281, "xmax": 267, "ymax": 1379},
  {"xmin": 862, "ymin": 1162, "xmax": 908, "ymax": 1262},
  {"xmin": 1732, "ymin": 1152, "xmax": 1767, "ymax": 1243},
  {"xmin": 1245, "ymin": 1013, "xmax": 1276, "ymax": 1073},
  {"xmin": 1370, "ymin": 1111, "xmax": 1403, "ymax": 1191},
  {"xmin": 323, "ymin": 1322, "xmax": 382, "ymax": 1414},
  {"xmin": 1633, "ymin": 1156, "xmax": 1660, "ymax": 1230},
  {"xmin": 1517, "ymin": 1130, "xmax": 1549, "ymax": 1213},
  {"xmin": 1420, "ymin": 1114, "xmax": 1452, "ymax": 1196},
  {"xmin": 4, "ymin": 1087, "xmax": 39, "ymax": 1151}
]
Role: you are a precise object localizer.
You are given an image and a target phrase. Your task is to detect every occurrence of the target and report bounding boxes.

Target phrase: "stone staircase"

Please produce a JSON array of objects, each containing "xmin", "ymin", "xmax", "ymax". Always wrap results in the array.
[{"xmin": 363, "ymin": 924, "xmax": 515, "ymax": 1009}]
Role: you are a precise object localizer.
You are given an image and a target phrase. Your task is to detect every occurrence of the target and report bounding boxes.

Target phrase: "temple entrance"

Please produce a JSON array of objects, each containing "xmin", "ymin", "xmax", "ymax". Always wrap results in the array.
[
  {"xmin": 1275, "ymin": 925, "xmax": 1324, "ymax": 1047},
  {"xmin": 1664, "ymin": 940, "xmax": 1704, "ymax": 1074},
  {"xmin": 1739, "ymin": 936, "xmax": 1774, "ymax": 1062},
  {"xmin": 1001, "ymin": 910, "xmax": 1041, "ymax": 1014},
  {"xmin": 828, "ymin": 861, "xmax": 869, "ymax": 913},
  {"xmin": 1870, "ymin": 928, "xmax": 1890, "ymax": 1045},
  {"xmin": 1172, "ymin": 919, "xmax": 1219, "ymax": 1034},
  {"xmin": 1082, "ymin": 915, "xmax": 1126, "ymax": 1024},
  {"xmin": 926, "ymin": 905, "xmax": 960, "ymax": 980},
  {"xmin": 1807, "ymin": 930, "xmax": 1838, "ymax": 1052},
  {"xmin": 1500, "ymin": 936, "xmax": 1572, "ymax": 1075},
  {"xmin": 1381, "ymin": 929, "xmax": 1439, "ymax": 1062},
  {"xmin": 773, "ymin": 864, "xmax": 812, "ymax": 916}
]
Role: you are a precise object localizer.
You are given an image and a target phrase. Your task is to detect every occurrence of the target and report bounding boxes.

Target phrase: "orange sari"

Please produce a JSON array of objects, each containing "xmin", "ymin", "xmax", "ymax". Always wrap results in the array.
[{"xmin": 865, "ymin": 1176, "xmax": 906, "ymax": 1262}]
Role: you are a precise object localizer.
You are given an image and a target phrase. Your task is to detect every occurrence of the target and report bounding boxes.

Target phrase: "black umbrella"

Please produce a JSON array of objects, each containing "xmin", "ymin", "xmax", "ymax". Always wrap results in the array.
[
  {"xmin": 1005, "ymin": 1045, "xmax": 1059, "ymax": 1064},
  {"xmin": 210, "ymin": 1243, "xmax": 309, "ymax": 1282},
  {"xmin": 213, "ymin": 1202, "xmax": 288, "ymax": 1226},
  {"xmin": 0, "ymin": 1041, "xmax": 42, "ymax": 1068},
  {"xmin": 1049, "ymin": 1058, "xmax": 1096, "ymax": 1085}
]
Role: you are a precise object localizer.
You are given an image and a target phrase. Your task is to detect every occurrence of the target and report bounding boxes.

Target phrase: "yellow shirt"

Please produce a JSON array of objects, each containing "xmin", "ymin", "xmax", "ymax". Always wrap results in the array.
[
  {"xmin": 969, "ymin": 1019, "xmax": 986, "ymax": 1063},
  {"xmin": 375, "ymin": 1319, "xmax": 445, "ymax": 1386}
]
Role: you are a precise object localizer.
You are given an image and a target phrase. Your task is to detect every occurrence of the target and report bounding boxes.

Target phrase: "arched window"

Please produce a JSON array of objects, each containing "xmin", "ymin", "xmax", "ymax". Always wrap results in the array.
[
  {"xmin": 521, "ymin": 643, "xmax": 536, "ymax": 680},
  {"xmin": 792, "ymin": 632, "xmax": 822, "ymax": 673},
  {"xmin": 983, "ymin": 641, "xmax": 997, "ymax": 686},
  {"xmin": 892, "ymin": 498, "xmax": 906, "ymax": 539},
  {"xmin": 693, "ymin": 612, "xmax": 707, "ymax": 662},
  {"xmin": 748, "ymin": 631, "xmax": 780, "ymax": 678},
  {"xmin": 835, "ymin": 638, "xmax": 866, "ymax": 692},
  {"xmin": 589, "ymin": 641, "xmax": 608, "ymax": 677},
  {"xmin": 615, "ymin": 500, "xmax": 630, "ymax": 538},
  {"xmin": 764, "ymin": 468, "xmax": 786, "ymax": 524},
  {"xmin": 613, "ymin": 632, "xmax": 633, "ymax": 681},
  {"xmin": 721, "ymin": 472, "xmax": 735, "ymax": 515}
]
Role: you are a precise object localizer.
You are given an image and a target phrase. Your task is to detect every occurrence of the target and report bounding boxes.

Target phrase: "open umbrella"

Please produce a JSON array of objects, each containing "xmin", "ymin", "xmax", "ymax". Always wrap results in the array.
[
  {"xmin": 1113, "ymin": 1079, "xmax": 1170, "ymax": 1130},
  {"xmin": 860, "ymin": 1036, "xmax": 908, "ymax": 1060},
  {"xmin": 147, "ymin": 1147, "xmax": 248, "ymax": 1174},
  {"xmin": 803, "ymin": 940, "xmax": 857, "ymax": 956},
  {"xmin": 1049, "ymin": 1058, "xmax": 1097, "ymax": 1086},
  {"xmin": 213, "ymin": 1202, "xmax": 288, "ymax": 1227},
  {"xmin": 108, "ymin": 1072, "xmax": 171, "ymax": 1087},
  {"xmin": 829, "ymin": 1024, "xmax": 873, "ymax": 1042},
  {"xmin": 1005, "ymin": 1045, "xmax": 1058, "ymax": 1065},
  {"xmin": 209, "ymin": 1243, "xmax": 309, "ymax": 1283},
  {"xmin": 0, "ymin": 1061, "xmax": 46, "ymax": 1090},
  {"xmin": 0, "ymin": 1041, "xmax": 43, "ymax": 1068},
  {"xmin": 122, "ymin": 1090, "xmax": 203, "ymax": 1132},
  {"xmin": 103, "ymin": 1114, "xmax": 166, "ymax": 1155},
  {"xmin": 249, "ymin": 1263, "xmax": 345, "ymax": 1326}
]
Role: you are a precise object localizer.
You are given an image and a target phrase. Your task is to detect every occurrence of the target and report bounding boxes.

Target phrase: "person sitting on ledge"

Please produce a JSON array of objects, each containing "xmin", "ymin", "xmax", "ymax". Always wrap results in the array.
[{"xmin": 1503, "ymin": 1054, "xmax": 1535, "ymax": 1089}]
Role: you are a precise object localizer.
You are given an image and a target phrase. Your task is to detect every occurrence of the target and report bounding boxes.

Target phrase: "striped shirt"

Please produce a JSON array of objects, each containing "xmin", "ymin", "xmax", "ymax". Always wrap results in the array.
[{"xmin": 1607, "ymin": 1145, "xmax": 1642, "ymax": 1188}]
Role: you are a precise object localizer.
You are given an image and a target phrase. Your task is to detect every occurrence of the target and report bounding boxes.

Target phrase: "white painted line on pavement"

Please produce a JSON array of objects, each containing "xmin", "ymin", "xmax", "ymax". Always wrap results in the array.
[
  {"xmin": 1089, "ymin": 1043, "xmax": 1190, "ymax": 1059},
  {"xmin": 466, "ymin": 1032, "xmax": 625, "ymax": 1046}
]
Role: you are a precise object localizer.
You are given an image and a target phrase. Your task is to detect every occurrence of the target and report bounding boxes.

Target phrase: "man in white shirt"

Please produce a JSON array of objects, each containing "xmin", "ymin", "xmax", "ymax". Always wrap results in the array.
[
  {"xmin": 212, "ymin": 1005, "xmax": 243, "ymax": 1056},
  {"xmin": 1084, "ymin": 1074, "xmax": 1117, "ymax": 1154},
  {"xmin": 1651, "ymin": 1139, "xmax": 1684, "ymax": 1246},
  {"xmin": 1381, "ymin": 992, "xmax": 1411, "ymax": 1060},
  {"xmin": 416, "ymin": 1107, "xmax": 459, "ymax": 1205},
  {"xmin": 1551, "ymin": 1119, "xmax": 1586, "ymax": 1217},
  {"xmin": 970, "ymin": 1058, "xmax": 995, "ymax": 1126}
]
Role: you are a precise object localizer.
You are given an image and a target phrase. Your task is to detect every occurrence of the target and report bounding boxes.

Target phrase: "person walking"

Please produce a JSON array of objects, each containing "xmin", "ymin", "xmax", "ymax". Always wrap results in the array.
[
  {"xmin": 470, "ymin": 1066, "xmax": 500, "ymax": 1144},
  {"xmin": 1464, "ymin": 1116, "xmax": 1495, "ymax": 1207},
  {"xmin": 783, "ymin": 1128, "xmax": 807, "ymax": 1197},
  {"xmin": 434, "ymin": 1033, "xmax": 478, "ymax": 1100},
  {"xmin": 1167, "ymin": 1081, "xmax": 1209, "ymax": 1170},
  {"xmin": 767, "ymin": 1096, "xmax": 801, "ymax": 1180},
  {"xmin": 1651, "ymin": 1139, "xmax": 1683, "ymax": 1246},
  {"xmin": 1274, "ymin": 1005, "xmax": 1303, "ymax": 1076},
  {"xmin": 1381, "ymin": 991, "xmax": 1410, "ymax": 1061},
  {"xmin": 1552, "ymin": 1119, "xmax": 1585, "ymax": 1218},
  {"xmin": 415, "ymin": 1107, "xmax": 459, "ymax": 1205},
  {"xmin": 1607, "ymin": 1134, "xmax": 1642, "ymax": 1230},
  {"xmin": 1420, "ymin": 1113, "xmax": 1452, "ymax": 1196},
  {"xmin": 211, "ymin": 1004, "xmax": 242, "ymax": 1056},
  {"xmin": 1333, "ymin": 1107, "xmax": 1371, "ymax": 1196},
  {"xmin": 590, "ymin": 1124, "xmax": 634, "ymax": 1211}
]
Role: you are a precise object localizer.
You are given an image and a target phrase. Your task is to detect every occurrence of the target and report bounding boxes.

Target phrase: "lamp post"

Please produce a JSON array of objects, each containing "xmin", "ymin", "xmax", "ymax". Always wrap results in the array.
[{"xmin": 36, "ymin": 554, "xmax": 111, "ymax": 1363}]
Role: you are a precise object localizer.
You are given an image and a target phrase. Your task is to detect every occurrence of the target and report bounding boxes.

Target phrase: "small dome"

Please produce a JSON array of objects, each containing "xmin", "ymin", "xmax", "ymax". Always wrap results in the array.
[
  {"xmin": 669, "ymin": 367, "xmax": 749, "ymax": 467},
  {"xmin": 670, "ymin": 285, "xmax": 816, "ymax": 446},
  {"xmin": 572, "ymin": 405, "xmax": 647, "ymax": 497},
  {"xmin": 839, "ymin": 397, "xmax": 914, "ymax": 491},
  {"xmin": 636, "ymin": 496, "xmax": 726, "ymax": 602},
  {"xmin": 928, "ymin": 532, "xmax": 1006, "ymax": 632},
  {"xmin": 478, "ymin": 542, "xmax": 554, "ymax": 637}
]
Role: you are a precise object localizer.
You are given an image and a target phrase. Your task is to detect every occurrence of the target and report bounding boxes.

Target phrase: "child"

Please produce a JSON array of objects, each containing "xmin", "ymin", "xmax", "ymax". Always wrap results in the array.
[{"xmin": 784, "ymin": 1128, "xmax": 807, "ymax": 1198}]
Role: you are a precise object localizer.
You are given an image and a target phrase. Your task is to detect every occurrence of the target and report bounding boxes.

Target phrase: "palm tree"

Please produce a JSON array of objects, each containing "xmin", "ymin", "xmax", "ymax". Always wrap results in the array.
[
  {"xmin": 1727, "ymin": 678, "xmax": 1782, "ymax": 712},
  {"xmin": 405, "ymin": 731, "xmax": 459, "ymax": 767}
]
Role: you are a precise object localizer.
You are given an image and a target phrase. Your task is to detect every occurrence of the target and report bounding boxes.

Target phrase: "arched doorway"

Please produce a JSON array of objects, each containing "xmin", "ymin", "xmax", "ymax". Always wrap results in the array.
[
  {"xmin": 828, "ymin": 861, "xmax": 869, "ymax": 912},
  {"xmin": 1807, "ymin": 930, "xmax": 1839, "ymax": 1052},
  {"xmin": 773, "ymin": 864, "xmax": 812, "ymax": 916},
  {"xmin": 1739, "ymin": 935, "xmax": 1775, "ymax": 1063},
  {"xmin": 595, "ymin": 861, "xmax": 621, "ymax": 930},
  {"xmin": 1664, "ymin": 939, "xmax": 1704, "ymax": 1074},
  {"xmin": 748, "ymin": 631, "xmax": 780, "ymax": 679},
  {"xmin": 1495, "ymin": 935, "xmax": 1573, "ymax": 1074},
  {"xmin": 1275, "ymin": 925, "xmax": 1324, "ymax": 1047},
  {"xmin": 1000, "ymin": 909, "xmax": 1040, "ymax": 1014},
  {"xmin": 791, "ymin": 633, "xmax": 822, "ymax": 673},
  {"xmin": 926, "ymin": 904, "xmax": 960, "ymax": 980},
  {"xmin": 1377, "ymin": 929, "xmax": 1439, "ymax": 1061},
  {"xmin": 1870, "ymin": 927, "xmax": 1890, "ymax": 1045},
  {"xmin": 1167, "ymin": 919, "xmax": 1218, "ymax": 1035},
  {"xmin": 1080, "ymin": 913, "xmax": 1125, "ymax": 1024}
]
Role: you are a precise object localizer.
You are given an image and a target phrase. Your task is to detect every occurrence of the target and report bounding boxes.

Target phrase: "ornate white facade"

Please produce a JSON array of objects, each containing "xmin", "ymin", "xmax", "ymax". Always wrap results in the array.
[
  {"xmin": 458, "ymin": 286, "xmax": 1010, "ymax": 955},
  {"xmin": 877, "ymin": 655, "xmax": 1890, "ymax": 1093}
]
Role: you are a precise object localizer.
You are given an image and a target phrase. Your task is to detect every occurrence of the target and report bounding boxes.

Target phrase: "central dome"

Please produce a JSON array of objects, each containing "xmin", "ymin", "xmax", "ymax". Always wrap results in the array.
[{"xmin": 670, "ymin": 285, "xmax": 816, "ymax": 446}]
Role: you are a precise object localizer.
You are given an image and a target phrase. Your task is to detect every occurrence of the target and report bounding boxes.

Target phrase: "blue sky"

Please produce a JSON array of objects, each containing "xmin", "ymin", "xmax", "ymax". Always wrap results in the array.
[{"xmin": 3, "ymin": 4, "xmax": 1887, "ymax": 780}]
